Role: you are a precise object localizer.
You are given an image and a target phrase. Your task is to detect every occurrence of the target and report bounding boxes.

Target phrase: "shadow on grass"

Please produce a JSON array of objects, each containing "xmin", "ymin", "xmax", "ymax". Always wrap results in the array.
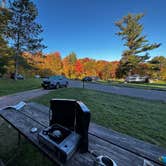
[{"xmin": 0, "ymin": 118, "xmax": 54, "ymax": 166}]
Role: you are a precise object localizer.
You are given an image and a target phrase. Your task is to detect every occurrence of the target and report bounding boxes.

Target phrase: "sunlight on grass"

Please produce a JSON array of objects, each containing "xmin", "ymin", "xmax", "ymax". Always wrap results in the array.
[{"xmin": 32, "ymin": 88, "xmax": 166, "ymax": 148}]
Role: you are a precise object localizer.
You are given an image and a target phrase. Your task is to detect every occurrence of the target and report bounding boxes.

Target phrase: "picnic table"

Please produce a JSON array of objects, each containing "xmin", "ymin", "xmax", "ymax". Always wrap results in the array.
[{"xmin": 0, "ymin": 102, "xmax": 166, "ymax": 166}]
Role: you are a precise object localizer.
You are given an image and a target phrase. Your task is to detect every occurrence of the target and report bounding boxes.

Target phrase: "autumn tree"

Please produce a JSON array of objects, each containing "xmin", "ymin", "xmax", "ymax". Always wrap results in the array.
[
  {"xmin": 110, "ymin": 61, "xmax": 119, "ymax": 79},
  {"xmin": 148, "ymin": 56, "xmax": 166, "ymax": 80},
  {"xmin": 75, "ymin": 60, "xmax": 83, "ymax": 78},
  {"xmin": 44, "ymin": 52, "xmax": 62, "ymax": 75},
  {"xmin": 63, "ymin": 52, "xmax": 77, "ymax": 78},
  {"xmin": 7, "ymin": 0, "xmax": 45, "ymax": 79},
  {"xmin": 115, "ymin": 13, "xmax": 161, "ymax": 77},
  {"xmin": 83, "ymin": 58, "xmax": 97, "ymax": 77},
  {"xmin": 95, "ymin": 61, "xmax": 108, "ymax": 80}
]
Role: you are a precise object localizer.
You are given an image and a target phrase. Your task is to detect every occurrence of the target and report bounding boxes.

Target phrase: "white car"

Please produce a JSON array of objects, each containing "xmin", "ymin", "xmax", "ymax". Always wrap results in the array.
[{"xmin": 125, "ymin": 75, "xmax": 149, "ymax": 83}]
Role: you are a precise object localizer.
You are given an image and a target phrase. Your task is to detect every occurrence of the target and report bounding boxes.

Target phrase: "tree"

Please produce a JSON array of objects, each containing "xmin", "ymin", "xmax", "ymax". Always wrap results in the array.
[
  {"xmin": 44, "ymin": 52, "xmax": 62, "ymax": 75},
  {"xmin": 7, "ymin": 0, "xmax": 45, "ymax": 79},
  {"xmin": 63, "ymin": 52, "xmax": 77, "ymax": 78},
  {"xmin": 149, "ymin": 56, "xmax": 166, "ymax": 80},
  {"xmin": 0, "ymin": 7, "xmax": 13, "ymax": 76},
  {"xmin": 75, "ymin": 60, "xmax": 83, "ymax": 78},
  {"xmin": 110, "ymin": 61, "xmax": 119, "ymax": 79},
  {"xmin": 115, "ymin": 13, "xmax": 161, "ymax": 77}
]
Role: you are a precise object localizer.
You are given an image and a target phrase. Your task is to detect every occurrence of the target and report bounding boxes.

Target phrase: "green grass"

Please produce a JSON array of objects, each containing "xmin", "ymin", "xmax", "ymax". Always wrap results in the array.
[
  {"xmin": 97, "ymin": 80, "xmax": 166, "ymax": 91},
  {"xmin": 0, "ymin": 118, "xmax": 54, "ymax": 166},
  {"xmin": 0, "ymin": 78, "xmax": 41, "ymax": 96},
  {"xmin": 32, "ymin": 88, "xmax": 166, "ymax": 148}
]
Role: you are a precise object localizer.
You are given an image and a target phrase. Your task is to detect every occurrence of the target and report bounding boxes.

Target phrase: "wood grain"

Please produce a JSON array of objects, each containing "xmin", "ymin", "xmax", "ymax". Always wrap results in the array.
[{"xmin": 0, "ymin": 102, "xmax": 165, "ymax": 166}]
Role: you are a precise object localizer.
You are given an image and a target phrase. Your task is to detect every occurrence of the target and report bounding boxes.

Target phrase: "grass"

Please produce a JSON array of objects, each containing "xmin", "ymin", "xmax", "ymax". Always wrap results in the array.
[
  {"xmin": 0, "ymin": 78, "xmax": 41, "ymax": 96},
  {"xmin": 0, "ymin": 118, "xmax": 54, "ymax": 166},
  {"xmin": 97, "ymin": 79, "xmax": 166, "ymax": 91},
  {"xmin": 32, "ymin": 88, "xmax": 166, "ymax": 148}
]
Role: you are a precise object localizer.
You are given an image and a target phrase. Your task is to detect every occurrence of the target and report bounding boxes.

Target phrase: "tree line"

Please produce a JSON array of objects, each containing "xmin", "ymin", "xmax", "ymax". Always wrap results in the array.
[
  {"xmin": 19, "ymin": 52, "xmax": 166, "ymax": 80},
  {"xmin": 0, "ymin": 0, "xmax": 165, "ymax": 80}
]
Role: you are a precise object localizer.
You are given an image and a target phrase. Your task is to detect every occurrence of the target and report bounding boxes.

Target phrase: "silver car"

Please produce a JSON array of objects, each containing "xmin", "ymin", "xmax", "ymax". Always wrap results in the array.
[
  {"xmin": 125, "ymin": 74, "xmax": 149, "ymax": 83},
  {"xmin": 41, "ymin": 75, "xmax": 69, "ymax": 89}
]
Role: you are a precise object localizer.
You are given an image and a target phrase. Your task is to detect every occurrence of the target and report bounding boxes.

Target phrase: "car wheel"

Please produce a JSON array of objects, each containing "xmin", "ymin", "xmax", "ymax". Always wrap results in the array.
[
  {"xmin": 65, "ymin": 82, "xmax": 69, "ymax": 88},
  {"xmin": 55, "ymin": 83, "xmax": 60, "ymax": 89}
]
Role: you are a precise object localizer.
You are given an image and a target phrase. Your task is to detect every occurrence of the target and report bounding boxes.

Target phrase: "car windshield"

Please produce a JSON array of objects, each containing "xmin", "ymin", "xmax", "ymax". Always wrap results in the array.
[{"xmin": 49, "ymin": 76, "xmax": 62, "ymax": 80}]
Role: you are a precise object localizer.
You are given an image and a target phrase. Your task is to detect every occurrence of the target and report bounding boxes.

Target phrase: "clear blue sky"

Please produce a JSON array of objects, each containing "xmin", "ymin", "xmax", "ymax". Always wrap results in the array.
[{"xmin": 34, "ymin": 0, "xmax": 166, "ymax": 61}]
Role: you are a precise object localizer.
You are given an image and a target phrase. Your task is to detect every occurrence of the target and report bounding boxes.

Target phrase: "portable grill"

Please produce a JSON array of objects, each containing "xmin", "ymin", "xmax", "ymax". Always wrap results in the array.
[{"xmin": 38, "ymin": 99, "xmax": 91, "ymax": 163}]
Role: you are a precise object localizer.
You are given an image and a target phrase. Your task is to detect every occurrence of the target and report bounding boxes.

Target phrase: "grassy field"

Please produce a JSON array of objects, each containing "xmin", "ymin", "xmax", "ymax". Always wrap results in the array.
[
  {"xmin": 0, "ymin": 78, "xmax": 41, "ymax": 96},
  {"xmin": 32, "ymin": 88, "xmax": 166, "ymax": 148},
  {"xmin": 97, "ymin": 79, "xmax": 166, "ymax": 91}
]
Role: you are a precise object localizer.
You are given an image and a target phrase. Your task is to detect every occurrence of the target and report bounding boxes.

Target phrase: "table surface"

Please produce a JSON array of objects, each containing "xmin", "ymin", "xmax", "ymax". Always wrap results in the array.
[{"xmin": 0, "ymin": 102, "xmax": 166, "ymax": 166}]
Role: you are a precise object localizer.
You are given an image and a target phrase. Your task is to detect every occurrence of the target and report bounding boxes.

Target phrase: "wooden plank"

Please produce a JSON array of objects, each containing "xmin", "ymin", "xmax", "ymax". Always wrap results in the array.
[
  {"xmin": 25, "ymin": 102, "xmax": 166, "ymax": 165},
  {"xmin": 89, "ymin": 123, "xmax": 166, "ymax": 165},
  {"xmin": 0, "ymin": 108, "xmax": 62, "ymax": 166},
  {"xmin": 25, "ymin": 103, "xmax": 166, "ymax": 164},
  {"xmin": 0, "ymin": 108, "xmax": 157, "ymax": 166},
  {"xmin": 0, "ymin": 103, "xmax": 163, "ymax": 166},
  {"xmin": 0, "ymin": 159, "xmax": 5, "ymax": 166}
]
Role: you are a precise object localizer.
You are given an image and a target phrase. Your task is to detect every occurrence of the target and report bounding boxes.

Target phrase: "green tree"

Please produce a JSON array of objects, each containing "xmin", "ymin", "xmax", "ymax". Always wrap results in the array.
[
  {"xmin": 149, "ymin": 56, "xmax": 166, "ymax": 80},
  {"xmin": 115, "ymin": 13, "xmax": 161, "ymax": 77},
  {"xmin": 7, "ymin": 0, "xmax": 45, "ymax": 79},
  {"xmin": 0, "ymin": 7, "xmax": 13, "ymax": 76}
]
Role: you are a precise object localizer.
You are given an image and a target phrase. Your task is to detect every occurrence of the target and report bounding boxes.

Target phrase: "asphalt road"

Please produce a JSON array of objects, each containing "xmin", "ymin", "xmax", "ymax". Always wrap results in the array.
[
  {"xmin": 0, "ymin": 89, "xmax": 51, "ymax": 109},
  {"xmin": 69, "ymin": 80, "xmax": 166, "ymax": 102}
]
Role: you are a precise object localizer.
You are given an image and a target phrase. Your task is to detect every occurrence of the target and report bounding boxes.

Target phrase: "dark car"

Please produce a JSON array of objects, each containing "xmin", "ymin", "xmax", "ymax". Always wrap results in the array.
[
  {"xmin": 10, "ymin": 73, "xmax": 24, "ymax": 80},
  {"xmin": 41, "ymin": 75, "xmax": 69, "ymax": 89},
  {"xmin": 125, "ymin": 74, "xmax": 149, "ymax": 83},
  {"xmin": 82, "ymin": 76, "xmax": 92, "ymax": 82}
]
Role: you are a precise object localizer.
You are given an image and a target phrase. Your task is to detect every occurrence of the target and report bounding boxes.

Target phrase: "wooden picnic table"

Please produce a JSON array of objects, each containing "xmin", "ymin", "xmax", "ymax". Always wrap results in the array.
[{"xmin": 0, "ymin": 102, "xmax": 166, "ymax": 166}]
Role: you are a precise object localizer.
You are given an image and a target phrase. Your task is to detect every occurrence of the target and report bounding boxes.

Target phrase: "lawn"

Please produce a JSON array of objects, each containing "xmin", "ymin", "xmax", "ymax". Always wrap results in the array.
[
  {"xmin": 0, "ymin": 78, "xmax": 41, "ymax": 96},
  {"xmin": 32, "ymin": 88, "xmax": 166, "ymax": 148},
  {"xmin": 0, "ymin": 118, "xmax": 53, "ymax": 166}
]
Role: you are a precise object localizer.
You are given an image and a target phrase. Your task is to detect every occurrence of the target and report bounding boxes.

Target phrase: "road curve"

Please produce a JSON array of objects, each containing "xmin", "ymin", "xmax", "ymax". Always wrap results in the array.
[
  {"xmin": 0, "ymin": 89, "xmax": 51, "ymax": 109},
  {"xmin": 69, "ymin": 80, "xmax": 166, "ymax": 102}
]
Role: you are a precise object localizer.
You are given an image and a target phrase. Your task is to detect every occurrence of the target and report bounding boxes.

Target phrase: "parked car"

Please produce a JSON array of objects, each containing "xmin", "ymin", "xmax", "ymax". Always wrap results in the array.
[
  {"xmin": 125, "ymin": 74, "xmax": 149, "ymax": 83},
  {"xmin": 91, "ymin": 76, "xmax": 99, "ymax": 81},
  {"xmin": 34, "ymin": 75, "xmax": 40, "ymax": 79},
  {"xmin": 41, "ymin": 75, "xmax": 69, "ymax": 89},
  {"xmin": 82, "ymin": 76, "xmax": 92, "ymax": 82},
  {"xmin": 10, "ymin": 73, "xmax": 24, "ymax": 80}
]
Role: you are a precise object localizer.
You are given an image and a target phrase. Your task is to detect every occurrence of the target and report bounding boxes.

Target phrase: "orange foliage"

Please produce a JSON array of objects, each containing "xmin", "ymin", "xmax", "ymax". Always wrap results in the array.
[{"xmin": 21, "ymin": 52, "xmax": 122, "ymax": 79}]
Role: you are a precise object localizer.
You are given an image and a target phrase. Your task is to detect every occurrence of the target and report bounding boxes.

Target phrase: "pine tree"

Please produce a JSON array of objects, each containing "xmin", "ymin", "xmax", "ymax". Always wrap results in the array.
[
  {"xmin": 115, "ymin": 13, "xmax": 161, "ymax": 77},
  {"xmin": 7, "ymin": 0, "xmax": 46, "ymax": 79},
  {"xmin": 0, "ymin": 7, "xmax": 13, "ymax": 76}
]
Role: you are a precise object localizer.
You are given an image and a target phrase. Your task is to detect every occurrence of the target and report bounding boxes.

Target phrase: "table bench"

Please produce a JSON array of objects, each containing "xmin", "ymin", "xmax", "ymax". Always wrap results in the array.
[{"xmin": 0, "ymin": 102, "xmax": 166, "ymax": 166}]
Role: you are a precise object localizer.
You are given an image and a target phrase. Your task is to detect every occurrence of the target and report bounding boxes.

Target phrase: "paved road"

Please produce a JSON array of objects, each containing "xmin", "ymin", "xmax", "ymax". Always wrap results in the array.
[
  {"xmin": 0, "ymin": 89, "xmax": 51, "ymax": 109},
  {"xmin": 0, "ymin": 80, "xmax": 166, "ymax": 110},
  {"xmin": 69, "ymin": 80, "xmax": 166, "ymax": 102}
]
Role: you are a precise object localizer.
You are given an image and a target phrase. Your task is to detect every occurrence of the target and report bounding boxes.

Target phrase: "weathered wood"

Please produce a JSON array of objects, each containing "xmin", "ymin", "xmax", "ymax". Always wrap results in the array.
[
  {"xmin": 0, "ymin": 103, "xmax": 165, "ymax": 166},
  {"xmin": 89, "ymin": 123, "xmax": 166, "ymax": 165},
  {"xmin": 26, "ymin": 102, "xmax": 166, "ymax": 165},
  {"xmin": 0, "ymin": 159, "xmax": 5, "ymax": 166},
  {"xmin": 0, "ymin": 107, "xmax": 153, "ymax": 166}
]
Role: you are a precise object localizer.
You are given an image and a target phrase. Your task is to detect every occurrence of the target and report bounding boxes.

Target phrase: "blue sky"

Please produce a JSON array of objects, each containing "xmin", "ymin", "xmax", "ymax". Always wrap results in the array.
[{"xmin": 34, "ymin": 0, "xmax": 166, "ymax": 61}]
